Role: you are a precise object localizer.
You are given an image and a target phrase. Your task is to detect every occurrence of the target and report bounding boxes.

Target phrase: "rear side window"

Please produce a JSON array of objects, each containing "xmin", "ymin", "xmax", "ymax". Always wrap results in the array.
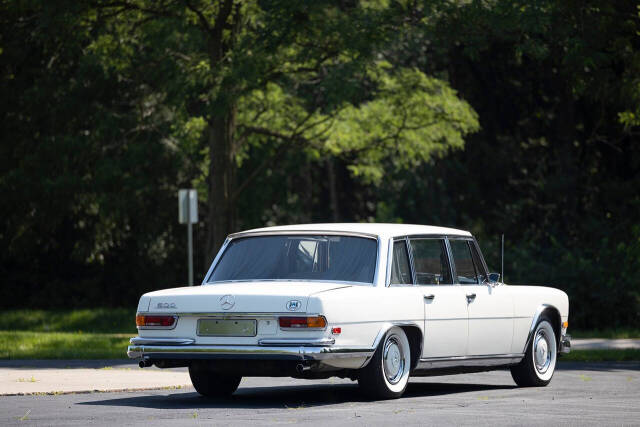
[
  {"xmin": 409, "ymin": 239, "xmax": 452, "ymax": 285},
  {"xmin": 390, "ymin": 240, "xmax": 412, "ymax": 284},
  {"xmin": 450, "ymin": 240, "xmax": 479, "ymax": 284}
]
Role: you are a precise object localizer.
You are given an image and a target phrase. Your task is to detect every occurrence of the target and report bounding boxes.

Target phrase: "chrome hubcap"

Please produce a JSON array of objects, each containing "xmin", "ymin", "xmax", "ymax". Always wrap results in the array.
[
  {"xmin": 383, "ymin": 336, "xmax": 405, "ymax": 384},
  {"xmin": 534, "ymin": 330, "xmax": 552, "ymax": 374}
]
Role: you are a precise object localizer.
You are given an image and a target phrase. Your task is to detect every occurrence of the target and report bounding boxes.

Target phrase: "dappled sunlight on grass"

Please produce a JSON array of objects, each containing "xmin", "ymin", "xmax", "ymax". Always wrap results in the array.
[
  {"xmin": 0, "ymin": 309, "xmax": 135, "ymax": 333},
  {"xmin": 0, "ymin": 331, "xmax": 130, "ymax": 359}
]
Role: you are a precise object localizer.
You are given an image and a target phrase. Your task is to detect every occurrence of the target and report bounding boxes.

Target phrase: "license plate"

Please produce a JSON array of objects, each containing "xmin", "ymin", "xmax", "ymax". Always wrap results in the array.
[{"xmin": 197, "ymin": 319, "xmax": 257, "ymax": 337}]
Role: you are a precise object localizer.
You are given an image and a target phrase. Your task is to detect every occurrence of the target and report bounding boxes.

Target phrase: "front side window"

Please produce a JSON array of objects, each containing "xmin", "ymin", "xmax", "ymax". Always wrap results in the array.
[
  {"xmin": 208, "ymin": 235, "xmax": 377, "ymax": 284},
  {"xmin": 390, "ymin": 240, "xmax": 412, "ymax": 285},
  {"xmin": 409, "ymin": 238, "xmax": 452, "ymax": 285},
  {"xmin": 469, "ymin": 242, "xmax": 488, "ymax": 283},
  {"xmin": 450, "ymin": 239, "xmax": 479, "ymax": 284}
]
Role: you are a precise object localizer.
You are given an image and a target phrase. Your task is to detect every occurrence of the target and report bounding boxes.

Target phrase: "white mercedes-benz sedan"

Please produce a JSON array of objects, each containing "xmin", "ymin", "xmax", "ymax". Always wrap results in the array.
[{"xmin": 128, "ymin": 223, "xmax": 570, "ymax": 399}]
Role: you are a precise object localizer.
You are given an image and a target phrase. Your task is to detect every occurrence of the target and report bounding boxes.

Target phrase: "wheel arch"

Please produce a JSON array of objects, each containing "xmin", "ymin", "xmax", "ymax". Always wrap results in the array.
[
  {"xmin": 523, "ymin": 304, "xmax": 562, "ymax": 353},
  {"xmin": 366, "ymin": 322, "xmax": 423, "ymax": 370}
]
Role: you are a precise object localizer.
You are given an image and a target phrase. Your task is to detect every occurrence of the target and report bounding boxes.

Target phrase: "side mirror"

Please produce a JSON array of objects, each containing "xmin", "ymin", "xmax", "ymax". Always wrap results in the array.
[{"xmin": 488, "ymin": 272, "xmax": 501, "ymax": 283}]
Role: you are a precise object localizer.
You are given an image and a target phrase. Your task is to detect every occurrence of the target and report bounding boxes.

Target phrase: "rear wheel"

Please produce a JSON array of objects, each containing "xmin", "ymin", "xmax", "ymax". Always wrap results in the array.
[
  {"xmin": 189, "ymin": 362, "xmax": 241, "ymax": 398},
  {"xmin": 358, "ymin": 326, "xmax": 411, "ymax": 399},
  {"xmin": 511, "ymin": 318, "xmax": 557, "ymax": 387}
]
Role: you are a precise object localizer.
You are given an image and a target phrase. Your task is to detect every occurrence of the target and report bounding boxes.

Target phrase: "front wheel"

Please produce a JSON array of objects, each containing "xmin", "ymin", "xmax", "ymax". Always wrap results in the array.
[
  {"xmin": 511, "ymin": 318, "xmax": 557, "ymax": 387},
  {"xmin": 189, "ymin": 362, "xmax": 241, "ymax": 398},
  {"xmin": 358, "ymin": 326, "xmax": 411, "ymax": 399}
]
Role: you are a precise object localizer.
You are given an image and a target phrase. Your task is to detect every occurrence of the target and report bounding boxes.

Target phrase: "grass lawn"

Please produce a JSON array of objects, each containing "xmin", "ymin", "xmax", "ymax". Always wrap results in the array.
[
  {"xmin": 1, "ymin": 309, "xmax": 638, "ymax": 360},
  {"xmin": 0, "ymin": 331, "xmax": 131, "ymax": 359},
  {"xmin": 0, "ymin": 309, "xmax": 135, "ymax": 359},
  {"xmin": 0, "ymin": 309, "xmax": 136, "ymax": 334}
]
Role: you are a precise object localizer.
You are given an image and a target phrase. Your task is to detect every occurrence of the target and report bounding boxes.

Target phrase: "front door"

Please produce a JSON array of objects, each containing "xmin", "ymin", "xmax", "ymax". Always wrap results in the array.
[{"xmin": 449, "ymin": 239, "xmax": 513, "ymax": 356}]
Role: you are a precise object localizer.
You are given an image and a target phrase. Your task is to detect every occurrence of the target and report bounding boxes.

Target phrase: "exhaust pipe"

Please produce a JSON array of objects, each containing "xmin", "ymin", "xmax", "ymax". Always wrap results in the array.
[
  {"xmin": 139, "ymin": 360, "xmax": 153, "ymax": 368},
  {"xmin": 296, "ymin": 363, "xmax": 311, "ymax": 373}
]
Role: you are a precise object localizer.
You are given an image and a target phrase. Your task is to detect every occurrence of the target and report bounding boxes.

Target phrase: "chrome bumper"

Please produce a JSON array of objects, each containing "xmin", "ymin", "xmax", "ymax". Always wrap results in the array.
[
  {"xmin": 560, "ymin": 334, "xmax": 571, "ymax": 354},
  {"xmin": 127, "ymin": 337, "xmax": 374, "ymax": 362}
]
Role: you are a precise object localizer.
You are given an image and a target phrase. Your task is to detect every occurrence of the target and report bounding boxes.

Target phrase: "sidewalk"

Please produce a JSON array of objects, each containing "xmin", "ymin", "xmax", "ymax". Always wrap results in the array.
[
  {"xmin": 1, "ymin": 339, "xmax": 638, "ymax": 396},
  {"xmin": 0, "ymin": 360, "xmax": 190, "ymax": 396}
]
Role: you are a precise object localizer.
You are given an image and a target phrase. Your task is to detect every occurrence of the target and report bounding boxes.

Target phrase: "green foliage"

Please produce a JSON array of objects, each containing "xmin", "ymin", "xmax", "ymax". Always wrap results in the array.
[
  {"xmin": 325, "ymin": 66, "xmax": 479, "ymax": 182},
  {"xmin": 1, "ymin": 0, "xmax": 639, "ymax": 332}
]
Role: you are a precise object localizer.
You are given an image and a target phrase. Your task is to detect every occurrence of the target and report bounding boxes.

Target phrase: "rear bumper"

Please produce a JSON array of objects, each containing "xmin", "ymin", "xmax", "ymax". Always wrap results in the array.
[
  {"xmin": 127, "ymin": 337, "xmax": 374, "ymax": 365},
  {"xmin": 560, "ymin": 334, "xmax": 571, "ymax": 354}
]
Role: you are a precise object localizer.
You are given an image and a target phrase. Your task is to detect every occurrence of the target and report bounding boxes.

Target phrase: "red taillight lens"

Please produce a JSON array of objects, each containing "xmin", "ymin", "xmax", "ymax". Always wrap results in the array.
[
  {"xmin": 279, "ymin": 316, "xmax": 327, "ymax": 329},
  {"xmin": 136, "ymin": 315, "xmax": 176, "ymax": 328}
]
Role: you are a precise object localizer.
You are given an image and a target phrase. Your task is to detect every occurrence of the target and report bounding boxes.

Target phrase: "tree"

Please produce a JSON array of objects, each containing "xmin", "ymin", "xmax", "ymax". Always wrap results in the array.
[{"xmin": 90, "ymin": 0, "xmax": 479, "ymax": 257}]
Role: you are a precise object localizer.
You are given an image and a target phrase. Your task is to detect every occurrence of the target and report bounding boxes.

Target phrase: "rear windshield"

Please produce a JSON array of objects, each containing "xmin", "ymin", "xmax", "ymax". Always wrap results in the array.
[{"xmin": 207, "ymin": 235, "xmax": 377, "ymax": 284}]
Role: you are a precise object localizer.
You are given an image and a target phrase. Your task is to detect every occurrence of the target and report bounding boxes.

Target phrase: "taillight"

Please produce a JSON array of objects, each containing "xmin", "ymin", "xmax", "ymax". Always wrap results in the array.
[
  {"xmin": 136, "ymin": 314, "xmax": 177, "ymax": 328},
  {"xmin": 278, "ymin": 316, "xmax": 327, "ymax": 329}
]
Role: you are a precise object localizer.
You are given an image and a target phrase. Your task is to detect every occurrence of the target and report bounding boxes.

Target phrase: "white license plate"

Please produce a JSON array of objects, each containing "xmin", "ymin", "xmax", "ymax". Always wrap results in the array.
[{"xmin": 196, "ymin": 319, "xmax": 257, "ymax": 337}]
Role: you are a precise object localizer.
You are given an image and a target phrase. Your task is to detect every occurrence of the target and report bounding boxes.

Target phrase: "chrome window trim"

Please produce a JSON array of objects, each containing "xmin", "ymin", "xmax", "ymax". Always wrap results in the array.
[
  {"xmin": 201, "ymin": 237, "xmax": 230, "ymax": 285},
  {"xmin": 387, "ymin": 237, "xmax": 415, "ymax": 287},
  {"xmin": 227, "ymin": 230, "xmax": 379, "ymax": 240},
  {"xmin": 204, "ymin": 233, "xmax": 380, "ymax": 286},
  {"xmin": 204, "ymin": 279, "xmax": 372, "ymax": 286},
  {"xmin": 384, "ymin": 237, "xmax": 393, "ymax": 286},
  {"xmin": 387, "ymin": 235, "xmax": 460, "ymax": 287},
  {"xmin": 444, "ymin": 237, "xmax": 457, "ymax": 283},
  {"xmin": 447, "ymin": 236, "xmax": 484, "ymax": 285},
  {"xmin": 406, "ymin": 236, "xmax": 418, "ymax": 285},
  {"xmin": 407, "ymin": 236, "xmax": 454, "ymax": 286},
  {"xmin": 471, "ymin": 238, "xmax": 490, "ymax": 281}
]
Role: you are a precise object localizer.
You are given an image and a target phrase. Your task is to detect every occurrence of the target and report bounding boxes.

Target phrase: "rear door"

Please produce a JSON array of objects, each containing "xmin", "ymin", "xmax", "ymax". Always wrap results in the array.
[
  {"xmin": 449, "ymin": 238, "xmax": 514, "ymax": 356},
  {"xmin": 401, "ymin": 237, "xmax": 468, "ymax": 358}
]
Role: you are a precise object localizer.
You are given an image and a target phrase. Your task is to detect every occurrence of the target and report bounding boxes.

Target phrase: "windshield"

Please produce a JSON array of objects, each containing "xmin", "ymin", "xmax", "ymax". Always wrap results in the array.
[{"xmin": 207, "ymin": 235, "xmax": 377, "ymax": 284}]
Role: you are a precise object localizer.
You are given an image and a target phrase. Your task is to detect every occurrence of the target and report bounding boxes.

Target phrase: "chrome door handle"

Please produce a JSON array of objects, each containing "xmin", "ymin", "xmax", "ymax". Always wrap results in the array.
[
  {"xmin": 424, "ymin": 294, "xmax": 435, "ymax": 301},
  {"xmin": 466, "ymin": 293, "xmax": 476, "ymax": 302}
]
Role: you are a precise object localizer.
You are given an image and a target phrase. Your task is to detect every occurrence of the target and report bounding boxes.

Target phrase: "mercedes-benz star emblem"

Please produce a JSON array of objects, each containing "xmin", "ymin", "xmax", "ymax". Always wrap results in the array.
[{"xmin": 219, "ymin": 294, "xmax": 235, "ymax": 310}]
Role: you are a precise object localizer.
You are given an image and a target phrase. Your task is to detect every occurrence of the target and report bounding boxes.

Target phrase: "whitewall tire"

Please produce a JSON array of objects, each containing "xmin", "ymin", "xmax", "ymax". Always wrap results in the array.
[
  {"xmin": 511, "ymin": 318, "xmax": 557, "ymax": 387},
  {"xmin": 358, "ymin": 326, "xmax": 411, "ymax": 399}
]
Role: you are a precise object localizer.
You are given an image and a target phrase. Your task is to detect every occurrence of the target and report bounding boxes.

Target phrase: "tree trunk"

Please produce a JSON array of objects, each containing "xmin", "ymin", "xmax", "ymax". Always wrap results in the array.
[
  {"xmin": 327, "ymin": 158, "xmax": 340, "ymax": 222},
  {"xmin": 206, "ymin": 107, "xmax": 237, "ymax": 259},
  {"xmin": 203, "ymin": 0, "xmax": 239, "ymax": 261}
]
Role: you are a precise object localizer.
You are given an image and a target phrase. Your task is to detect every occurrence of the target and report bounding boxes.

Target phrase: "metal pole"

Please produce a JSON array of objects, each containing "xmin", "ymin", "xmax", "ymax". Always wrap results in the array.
[{"xmin": 187, "ymin": 192, "xmax": 194, "ymax": 286}]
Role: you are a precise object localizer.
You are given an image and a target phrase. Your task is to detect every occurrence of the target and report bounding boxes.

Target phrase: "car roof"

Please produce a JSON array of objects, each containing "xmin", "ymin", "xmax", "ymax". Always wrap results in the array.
[{"xmin": 229, "ymin": 223, "xmax": 472, "ymax": 239}]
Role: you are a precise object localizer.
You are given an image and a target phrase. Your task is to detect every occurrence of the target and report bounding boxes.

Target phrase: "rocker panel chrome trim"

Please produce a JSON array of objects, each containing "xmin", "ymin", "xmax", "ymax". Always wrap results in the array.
[{"xmin": 415, "ymin": 353, "xmax": 524, "ymax": 370}]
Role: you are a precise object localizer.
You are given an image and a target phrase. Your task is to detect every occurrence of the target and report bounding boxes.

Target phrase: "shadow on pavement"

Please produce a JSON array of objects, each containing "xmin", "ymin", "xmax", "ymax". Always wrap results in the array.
[
  {"xmin": 78, "ymin": 381, "xmax": 516, "ymax": 410},
  {"xmin": 557, "ymin": 362, "xmax": 640, "ymax": 372}
]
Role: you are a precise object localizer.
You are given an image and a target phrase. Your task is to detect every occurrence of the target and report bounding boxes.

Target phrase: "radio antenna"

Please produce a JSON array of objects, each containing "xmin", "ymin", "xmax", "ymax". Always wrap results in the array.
[{"xmin": 501, "ymin": 233, "xmax": 504, "ymax": 284}]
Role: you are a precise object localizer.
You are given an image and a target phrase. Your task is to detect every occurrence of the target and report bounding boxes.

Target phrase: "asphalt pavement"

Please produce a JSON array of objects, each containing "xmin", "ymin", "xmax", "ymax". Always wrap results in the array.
[
  {"xmin": 1, "ymin": 362, "xmax": 639, "ymax": 426},
  {"xmin": 2, "ymin": 338, "xmax": 639, "ymax": 396}
]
